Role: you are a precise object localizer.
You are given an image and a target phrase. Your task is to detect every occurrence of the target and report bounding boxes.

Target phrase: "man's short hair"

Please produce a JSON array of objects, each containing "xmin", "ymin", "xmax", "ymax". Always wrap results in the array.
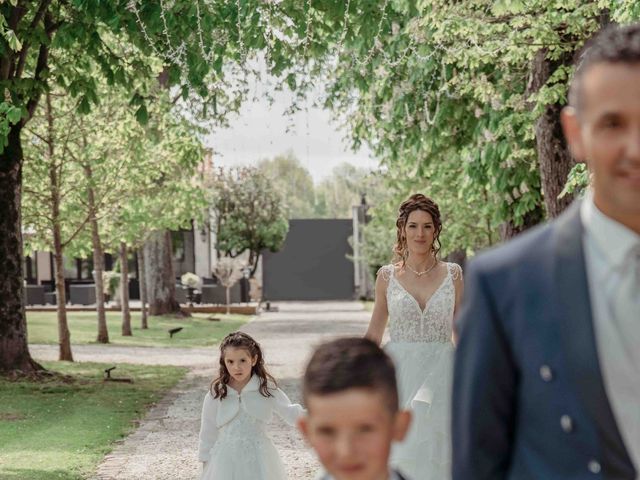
[
  {"xmin": 303, "ymin": 337, "xmax": 399, "ymax": 412},
  {"xmin": 569, "ymin": 23, "xmax": 640, "ymax": 110}
]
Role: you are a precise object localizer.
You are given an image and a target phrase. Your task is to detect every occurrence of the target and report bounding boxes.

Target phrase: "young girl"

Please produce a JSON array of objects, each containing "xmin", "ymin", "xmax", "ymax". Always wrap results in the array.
[{"xmin": 198, "ymin": 331, "xmax": 303, "ymax": 479}]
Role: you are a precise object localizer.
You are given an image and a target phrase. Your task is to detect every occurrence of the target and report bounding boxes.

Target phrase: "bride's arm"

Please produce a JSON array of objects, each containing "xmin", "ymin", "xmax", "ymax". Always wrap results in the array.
[
  {"xmin": 451, "ymin": 263, "xmax": 464, "ymax": 345},
  {"xmin": 365, "ymin": 271, "xmax": 389, "ymax": 346}
]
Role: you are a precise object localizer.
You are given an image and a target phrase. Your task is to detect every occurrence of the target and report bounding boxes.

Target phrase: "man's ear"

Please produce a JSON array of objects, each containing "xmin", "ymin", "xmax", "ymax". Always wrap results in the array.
[
  {"xmin": 393, "ymin": 410, "xmax": 412, "ymax": 442},
  {"xmin": 561, "ymin": 106, "xmax": 586, "ymax": 163}
]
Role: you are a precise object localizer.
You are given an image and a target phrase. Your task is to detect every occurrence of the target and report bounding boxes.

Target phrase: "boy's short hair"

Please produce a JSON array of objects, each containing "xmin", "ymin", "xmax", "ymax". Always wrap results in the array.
[
  {"xmin": 303, "ymin": 337, "xmax": 399, "ymax": 412},
  {"xmin": 570, "ymin": 23, "xmax": 640, "ymax": 110}
]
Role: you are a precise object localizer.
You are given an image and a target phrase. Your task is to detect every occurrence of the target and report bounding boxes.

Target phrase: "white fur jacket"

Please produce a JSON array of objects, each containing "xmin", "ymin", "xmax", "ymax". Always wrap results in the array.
[{"xmin": 198, "ymin": 375, "xmax": 304, "ymax": 462}]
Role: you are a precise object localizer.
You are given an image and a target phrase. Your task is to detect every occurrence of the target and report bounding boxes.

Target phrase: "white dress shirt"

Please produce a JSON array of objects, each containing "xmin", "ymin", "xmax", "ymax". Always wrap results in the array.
[{"xmin": 581, "ymin": 191, "xmax": 640, "ymax": 474}]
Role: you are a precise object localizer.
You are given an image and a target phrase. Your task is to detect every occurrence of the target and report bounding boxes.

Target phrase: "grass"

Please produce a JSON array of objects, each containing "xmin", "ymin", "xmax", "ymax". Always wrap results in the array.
[
  {"xmin": 0, "ymin": 360, "xmax": 187, "ymax": 479},
  {"xmin": 27, "ymin": 311, "xmax": 249, "ymax": 348}
]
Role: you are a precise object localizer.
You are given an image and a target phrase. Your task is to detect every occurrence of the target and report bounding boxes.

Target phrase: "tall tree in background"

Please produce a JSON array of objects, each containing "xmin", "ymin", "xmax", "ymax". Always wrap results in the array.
[
  {"xmin": 257, "ymin": 152, "xmax": 316, "ymax": 219},
  {"xmin": 22, "ymin": 91, "xmax": 90, "ymax": 362},
  {"xmin": 315, "ymin": 163, "xmax": 385, "ymax": 219},
  {"xmin": 208, "ymin": 166, "xmax": 288, "ymax": 277}
]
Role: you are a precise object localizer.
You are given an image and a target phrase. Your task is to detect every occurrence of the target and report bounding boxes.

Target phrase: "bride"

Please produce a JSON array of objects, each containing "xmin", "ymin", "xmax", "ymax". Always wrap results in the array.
[{"xmin": 365, "ymin": 193, "xmax": 463, "ymax": 479}]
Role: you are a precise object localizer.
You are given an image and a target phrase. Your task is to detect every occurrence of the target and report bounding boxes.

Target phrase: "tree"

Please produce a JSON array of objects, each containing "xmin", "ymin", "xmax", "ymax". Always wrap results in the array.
[
  {"xmin": 23, "ymin": 77, "xmax": 201, "ymax": 343},
  {"xmin": 208, "ymin": 166, "xmax": 288, "ymax": 277},
  {"xmin": 318, "ymin": 1, "xmax": 638, "ymax": 250},
  {"xmin": 314, "ymin": 163, "xmax": 385, "ymax": 219},
  {"xmin": 22, "ymin": 91, "xmax": 90, "ymax": 362},
  {"xmin": 0, "ymin": 0, "xmax": 321, "ymax": 374},
  {"xmin": 213, "ymin": 257, "xmax": 245, "ymax": 315},
  {"xmin": 257, "ymin": 152, "xmax": 316, "ymax": 219}
]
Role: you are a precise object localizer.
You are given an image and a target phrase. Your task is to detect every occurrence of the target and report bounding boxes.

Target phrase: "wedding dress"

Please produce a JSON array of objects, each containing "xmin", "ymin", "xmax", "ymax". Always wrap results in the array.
[
  {"xmin": 198, "ymin": 375, "xmax": 303, "ymax": 479},
  {"xmin": 379, "ymin": 262, "xmax": 461, "ymax": 480}
]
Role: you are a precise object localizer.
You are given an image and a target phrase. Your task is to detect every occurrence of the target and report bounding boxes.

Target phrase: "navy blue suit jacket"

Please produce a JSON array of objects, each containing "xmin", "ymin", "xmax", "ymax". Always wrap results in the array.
[{"xmin": 452, "ymin": 202, "xmax": 636, "ymax": 480}]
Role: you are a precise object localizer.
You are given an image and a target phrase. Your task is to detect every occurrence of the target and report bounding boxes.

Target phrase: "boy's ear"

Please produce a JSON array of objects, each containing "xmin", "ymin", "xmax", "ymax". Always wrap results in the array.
[
  {"xmin": 392, "ymin": 410, "xmax": 412, "ymax": 442},
  {"xmin": 297, "ymin": 416, "xmax": 310, "ymax": 441}
]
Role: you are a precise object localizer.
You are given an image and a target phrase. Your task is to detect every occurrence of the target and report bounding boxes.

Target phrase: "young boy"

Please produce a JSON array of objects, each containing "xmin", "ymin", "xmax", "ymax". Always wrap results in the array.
[{"xmin": 298, "ymin": 337, "xmax": 412, "ymax": 480}]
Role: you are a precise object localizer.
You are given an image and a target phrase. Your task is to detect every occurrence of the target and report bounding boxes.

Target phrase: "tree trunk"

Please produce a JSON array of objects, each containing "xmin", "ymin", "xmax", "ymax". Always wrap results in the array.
[
  {"xmin": 52, "ymin": 245, "xmax": 73, "ymax": 362},
  {"xmin": 0, "ymin": 124, "xmax": 43, "ymax": 375},
  {"xmin": 144, "ymin": 230, "xmax": 182, "ymax": 316},
  {"xmin": 120, "ymin": 242, "xmax": 132, "ymax": 336},
  {"xmin": 46, "ymin": 91, "xmax": 73, "ymax": 361},
  {"xmin": 84, "ymin": 164, "xmax": 109, "ymax": 343},
  {"xmin": 226, "ymin": 286, "xmax": 231, "ymax": 315},
  {"xmin": 249, "ymin": 251, "xmax": 260, "ymax": 278},
  {"xmin": 500, "ymin": 206, "xmax": 544, "ymax": 240},
  {"xmin": 528, "ymin": 48, "xmax": 576, "ymax": 218},
  {"xmin": 138, "ymin": 247, "xmax": 148, "ymax": 329}
]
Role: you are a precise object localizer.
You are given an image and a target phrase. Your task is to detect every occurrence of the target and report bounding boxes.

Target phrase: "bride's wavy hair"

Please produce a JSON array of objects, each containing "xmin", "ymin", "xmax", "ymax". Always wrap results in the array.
[
  {"xmin": 210, "ymin": 331, "xmax": 277, "ymax": 399},
  {"xmin": 393, "ymin": 193, "xmax": 442, "ymax": 263}
]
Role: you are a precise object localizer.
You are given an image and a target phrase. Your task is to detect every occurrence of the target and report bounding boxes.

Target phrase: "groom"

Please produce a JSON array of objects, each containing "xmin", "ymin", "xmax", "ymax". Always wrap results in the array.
[{"xmin": 452, "ymin": 24, "xmax": 640, "ymax": 479}]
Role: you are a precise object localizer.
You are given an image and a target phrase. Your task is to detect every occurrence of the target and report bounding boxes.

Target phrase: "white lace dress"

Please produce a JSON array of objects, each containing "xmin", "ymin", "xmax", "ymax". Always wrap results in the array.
[
  {"xmin": 198, "ymin": 375, "xmax": 303, "ymax": 480},
  {"xmin": 379, "ymin": 262, "xmax": 461, "ymax": 480}
]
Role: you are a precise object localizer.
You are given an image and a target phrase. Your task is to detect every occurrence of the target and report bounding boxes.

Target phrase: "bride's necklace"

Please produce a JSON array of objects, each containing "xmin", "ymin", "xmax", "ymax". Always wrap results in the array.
[{"xmin": 405, "ymin": 258, "xmax": 438, "ymax": 277}]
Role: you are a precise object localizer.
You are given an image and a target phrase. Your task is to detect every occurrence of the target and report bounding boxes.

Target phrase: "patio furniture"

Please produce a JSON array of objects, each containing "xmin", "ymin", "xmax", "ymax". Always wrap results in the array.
[
  {"xmin": 175, "ymin": 285, "xmax": 187, "ymax": 304},
  {"xmin": 44, "ymin": 292, "xmax": 56, "ymax": 305},
  {"xmin": 24, "ymin": 285, "xmax": 45, "ymax": 305},
  {"xmin": 200, "ymin": 284, "xmax": 241, "ymax": 304},
  {"xmin": 69, "ymin": 284, "xmax": 96, "ymax": 305}
]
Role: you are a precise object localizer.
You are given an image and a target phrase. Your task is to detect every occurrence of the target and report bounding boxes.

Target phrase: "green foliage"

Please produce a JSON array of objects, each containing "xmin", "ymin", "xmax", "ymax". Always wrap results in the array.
[
  {"xmin": 315, "ymin": 162, "xmax": 386, "ymax": 219},
  {"xmin": 560, "ymin": 163, "xmax": 589, "ymax": 198},
  {"xmin": 257, "ymin": 152, "xmax": 317, "ymax": 219},
  {"xmin": 21, "ymin": 71, "xmax": 207, "ymax": 260},
  {"xmin": 0, "ymin": 101, "xmax": 23, "ymax": 150},
  {"xmin": 208, "ymin": 166, "xmax": 289, "ymax": 275},
  {"xmin": 257, "ymin": 153, "xmax": 386, "ymax": 220},
  {"xmin": 10, "ymin": 0, "xmax": 640, "ymax": 274},
  {"xmin": 315, "ymin": 0, "xmax": 640, "ymax": 254}
]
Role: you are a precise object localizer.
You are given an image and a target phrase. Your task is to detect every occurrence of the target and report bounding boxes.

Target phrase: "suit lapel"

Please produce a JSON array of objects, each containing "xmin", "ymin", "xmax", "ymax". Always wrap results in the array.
[{"xmin": 554, "ymin": 202, "xmax": 634, "ymax": 477}]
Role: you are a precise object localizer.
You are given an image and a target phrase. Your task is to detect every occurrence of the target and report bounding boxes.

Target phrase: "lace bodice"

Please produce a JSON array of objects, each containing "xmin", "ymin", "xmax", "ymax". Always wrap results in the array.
[
  {"xmin": 379, "ymin": 262, "xmax": 461, "ymax": 343},
  {"xmin": 209, "ymin": 409, "xmax": 269, "ymax": 470},
  {"xmin": 218, "ymin": 408, "xmax": 267, "ymax": 443}
]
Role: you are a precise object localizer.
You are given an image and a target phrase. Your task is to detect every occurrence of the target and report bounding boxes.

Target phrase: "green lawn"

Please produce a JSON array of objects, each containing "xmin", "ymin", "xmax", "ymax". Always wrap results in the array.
[
  {"xmin": 27, "ymin": 311, "xmax": 249, "ymax": 348},
  {"xmin": 362, "ymin": 300, "xmax": 374, "ymax": 312},
  {"xmin": 0, "ymin": 361, "xmax": 187, "ymax": 479}
]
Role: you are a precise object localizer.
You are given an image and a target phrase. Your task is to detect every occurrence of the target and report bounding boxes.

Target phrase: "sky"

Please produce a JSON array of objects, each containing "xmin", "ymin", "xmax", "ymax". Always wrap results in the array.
[{"xmin": 204, "ymin": 74, "xmax": 378, "ymax": 184}]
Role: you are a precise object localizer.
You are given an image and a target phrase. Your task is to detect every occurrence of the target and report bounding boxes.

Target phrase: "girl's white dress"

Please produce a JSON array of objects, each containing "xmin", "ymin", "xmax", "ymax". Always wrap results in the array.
[
  {"xmin": 379, "ymin": 262, "xmax": 461, "ymax": 480},
  {"xmin": 198, "ymin": 375, "xmax": 303, "ymax": 480}
]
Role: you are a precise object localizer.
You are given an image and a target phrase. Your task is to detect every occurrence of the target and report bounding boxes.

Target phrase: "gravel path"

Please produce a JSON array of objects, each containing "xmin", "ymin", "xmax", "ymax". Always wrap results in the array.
[{"xmin": 32, "ymin": 301, "xmax": 370, "ymax": 480}]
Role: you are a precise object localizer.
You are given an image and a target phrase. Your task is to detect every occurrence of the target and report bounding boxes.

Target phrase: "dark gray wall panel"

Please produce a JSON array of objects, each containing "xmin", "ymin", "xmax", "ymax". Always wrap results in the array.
[{"xmin": 262, "ymin": 219, "xmax": 354, "ymax": 301}]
